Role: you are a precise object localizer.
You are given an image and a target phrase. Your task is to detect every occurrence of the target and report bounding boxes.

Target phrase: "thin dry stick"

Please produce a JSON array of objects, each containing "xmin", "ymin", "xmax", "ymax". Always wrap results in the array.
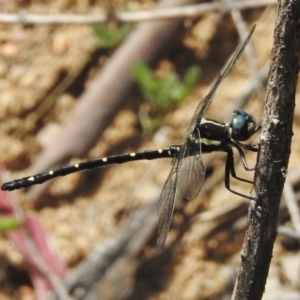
[
  {"xmin": 281, "ymin": 187, "xmax": 300, "ymax": 290},
  {"xmin": 232, "ymin": 0, "xmax": 300, "ymax": 299},
  {"xmin": 16, "ymin": 69, "xmax": 84, "ymax": 139},
  {"xmin": 282, "ymin": 182, "xmax": 300, "ymax": 290},
  {"xmin": 233, "ymin": 62, "xmax": 269, "ymax": 109},
  {"xmin": 283, "ymin": 179, "xmax": 300, "ymax": 232},
  {"xmin": 226, "ymin": 0, "xmax": 265, "ymax": 100},
  {"xmin": 0, "ymin": 0, "xmax": 276, "ymax": 25},
  {"xmin": 278, "ymin": 226, "xmax": 300, "ymax": 239}
]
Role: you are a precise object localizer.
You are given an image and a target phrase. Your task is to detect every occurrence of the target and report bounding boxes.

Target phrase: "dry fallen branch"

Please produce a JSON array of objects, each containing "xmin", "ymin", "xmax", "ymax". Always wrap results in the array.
[
  {"xmin": 47, "ymin": 196, "xmax": 158, "ymax": 300},
  {"xmin": 0, "ymin": 0, "xmax": 276, "ymax": 25}
]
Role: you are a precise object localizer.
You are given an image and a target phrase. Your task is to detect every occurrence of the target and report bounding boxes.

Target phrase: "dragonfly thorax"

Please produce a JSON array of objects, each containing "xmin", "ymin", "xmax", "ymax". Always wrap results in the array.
[
  {"xmin": 186, "ymin": 109, "xmax": 259, "ymax": 155},
  {"xmin": 186, "ymin": 119, "xmax": 227, "ymax": 155}
]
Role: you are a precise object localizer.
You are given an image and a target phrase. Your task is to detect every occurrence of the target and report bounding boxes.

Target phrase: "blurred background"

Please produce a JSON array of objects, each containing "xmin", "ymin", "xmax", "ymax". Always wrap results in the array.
[{"xmin": 0, "ymin": 0, "xmax": 299, "ymax": 299}]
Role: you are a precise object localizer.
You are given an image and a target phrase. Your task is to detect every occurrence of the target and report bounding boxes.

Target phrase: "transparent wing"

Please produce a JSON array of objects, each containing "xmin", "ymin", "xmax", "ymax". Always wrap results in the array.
[
  {"xmin": 157, "ymin": 158, "xmax": 180, "ymax": 249},
  {"xmin": 156, "ymin": 152, "xmax": 206, "ymax": 248},
  {"xmin": 188, "ymin": 25, "xmax": 256, "ymax": 134},
  {"xmin": 177, "ymin": 154, "xmax": 206, "ymax": 201}
]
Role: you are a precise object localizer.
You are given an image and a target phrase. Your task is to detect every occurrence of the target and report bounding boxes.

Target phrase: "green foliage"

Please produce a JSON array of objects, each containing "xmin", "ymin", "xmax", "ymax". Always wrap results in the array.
[
  {"xmin": 0, "ymin": 217, "xmax": 21, "ymax": 232},
  {"xmin": 92, "ymin": 23, "xmax": 132, "ymax": 49},
  {"xmin": 132, "ymin": 61, "xmax": 201, "ymax": 133}
]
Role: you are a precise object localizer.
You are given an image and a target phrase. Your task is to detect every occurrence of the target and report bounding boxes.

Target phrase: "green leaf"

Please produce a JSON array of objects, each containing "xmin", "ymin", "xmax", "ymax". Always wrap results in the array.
[
  {"xmin": 0, "ymin": 217, "xmax": 21, "ymax": 232},
  {"xmin": 92, "ymin": 23, "xmax": 132, "ymax": 49},
  {"xmin": 132, "ymin": 62, "xmax": 201, "ymax": 133},
  {"xmin": 183, "ymin": 66, "xmax": 201, "ymax": 91},
  {"xmin": 132, "ymin": 61, "xmax": 157, "ymax": 90}
]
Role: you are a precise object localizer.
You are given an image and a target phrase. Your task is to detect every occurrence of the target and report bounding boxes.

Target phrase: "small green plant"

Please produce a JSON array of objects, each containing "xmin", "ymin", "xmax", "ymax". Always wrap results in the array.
[
  {"xmin": 92, "ymin": 23, "xmax": 132, "ymax": 49},
  {"xmin": 0, "ymin": 217, "xmax": 21, "ymax": 232},
  {"xmin": 132, "ymin": 61, "xmax": 201, "ymax": 133}
]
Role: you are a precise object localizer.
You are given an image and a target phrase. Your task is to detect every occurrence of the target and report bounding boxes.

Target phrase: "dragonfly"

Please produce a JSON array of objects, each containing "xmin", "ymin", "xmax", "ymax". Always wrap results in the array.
[{"xmin": 1, "ymin": 25, "xmax": 259, "ymax": 249}]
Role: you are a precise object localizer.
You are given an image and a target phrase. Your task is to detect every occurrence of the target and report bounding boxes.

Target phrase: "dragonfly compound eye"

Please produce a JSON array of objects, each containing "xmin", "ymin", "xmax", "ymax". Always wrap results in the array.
[{"xmin": 231, "ymin": 109, "xmax": 256, "ymax": 141}]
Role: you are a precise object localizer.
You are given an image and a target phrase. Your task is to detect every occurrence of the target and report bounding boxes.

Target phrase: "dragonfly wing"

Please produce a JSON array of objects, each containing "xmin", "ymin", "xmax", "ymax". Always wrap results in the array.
[
  {"xmin": 157, "ymin": 159, "xmax": 180, "ymax": 249},
  {"xmin": 188, "ymin": 25, "xmax": 256, "ymax": 134},
  {"xmin": 156, "ymin": 154, "xmax": 205, "ymax": 248},
  {"xmin": 177, "ymin": 154, "xmax": 206, "ymax": 201}
]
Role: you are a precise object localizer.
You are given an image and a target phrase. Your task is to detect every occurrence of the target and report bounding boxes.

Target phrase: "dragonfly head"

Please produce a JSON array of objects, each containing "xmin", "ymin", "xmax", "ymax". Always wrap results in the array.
[{"xmin": 229, "ymin": 109, "xmax": 260, "ymax": 141}]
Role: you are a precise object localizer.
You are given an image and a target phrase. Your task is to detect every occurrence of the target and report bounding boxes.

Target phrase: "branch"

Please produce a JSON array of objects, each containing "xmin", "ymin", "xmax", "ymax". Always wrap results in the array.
[
  {"xmin": 47, "ymin": 196, "xmax": 158, "ymax": 299},
  {"xmin": 0, "ymin": 0, "xmax": 276, "ymax": 25},
  {"xmin": 232, "ymin": 0, "xmax": 300, "ymax": 299}
]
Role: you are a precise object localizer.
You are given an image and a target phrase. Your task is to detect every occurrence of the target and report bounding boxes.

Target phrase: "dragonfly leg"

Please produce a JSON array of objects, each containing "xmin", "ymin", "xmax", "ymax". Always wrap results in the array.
[
  {"xmin": 224, "ymin": 148, "xmax": 256, "ymax": 200},
  {"xmin": 234, "ymin": 144, "xmax": 269, "ymax": 171},
  {"xmin": 227, "ymin": 148, "xmax": 253, "ymax": 184}
]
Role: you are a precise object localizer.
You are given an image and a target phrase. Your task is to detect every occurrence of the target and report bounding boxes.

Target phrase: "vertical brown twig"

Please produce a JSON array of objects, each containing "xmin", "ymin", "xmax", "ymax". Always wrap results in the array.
[{"xmin": 233, "ymin": 1, "xmax": 300, "ymax": 299}]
